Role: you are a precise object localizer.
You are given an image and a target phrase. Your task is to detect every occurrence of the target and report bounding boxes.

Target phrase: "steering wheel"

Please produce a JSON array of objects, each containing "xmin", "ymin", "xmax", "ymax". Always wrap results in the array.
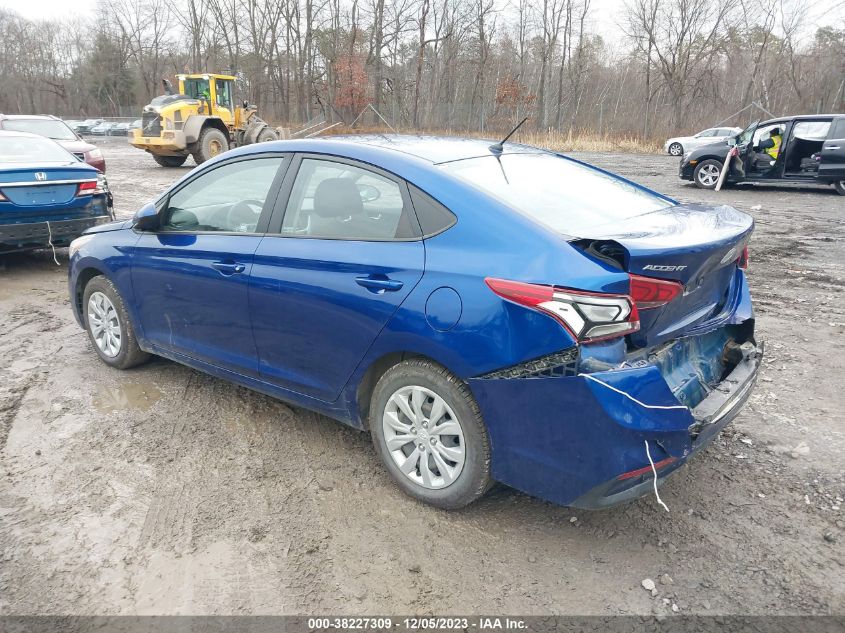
[{"xmin": 226, "ymin": 199, "xmax": 263, "ymax": 231}]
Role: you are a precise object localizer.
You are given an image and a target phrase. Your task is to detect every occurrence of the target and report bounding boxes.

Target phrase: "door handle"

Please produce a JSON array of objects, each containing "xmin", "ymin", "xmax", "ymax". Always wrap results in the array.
[
  {"xmin": 212, "ymin": 261, "xmax": 246, "ymax": 276},
  {"xmin": 355, "ymin": 275, "xmax": 404, "ymax": 292},
  {"xmin": 825, "ymin": 146, "xmax": 841, "ymax": 150}
]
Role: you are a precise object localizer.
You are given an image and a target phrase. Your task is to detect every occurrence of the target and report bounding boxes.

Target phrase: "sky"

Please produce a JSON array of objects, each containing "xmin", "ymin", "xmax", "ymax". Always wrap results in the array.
[{"xmin": 1, "ymin": 0, "xmax": 842, "ymax": 49}]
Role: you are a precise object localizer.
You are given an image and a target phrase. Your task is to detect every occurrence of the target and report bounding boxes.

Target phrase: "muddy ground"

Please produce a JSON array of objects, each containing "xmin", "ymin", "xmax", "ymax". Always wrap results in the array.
[{"xmin": 0, "ymin": 138, "xmax": 843, "ymax": 616}]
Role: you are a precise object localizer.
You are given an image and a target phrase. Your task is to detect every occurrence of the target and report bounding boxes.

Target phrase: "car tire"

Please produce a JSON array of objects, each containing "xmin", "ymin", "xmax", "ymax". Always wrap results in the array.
[
  {"xmin": 369, "ymin": 359, "xmax": 492, "ymax": 510},
  {"xmin": 668, "ymin": 142, "xmax": 683, "ymax": 156},
  {"xmin": 694, "ymin": 159, "xmax": 723, "ymax": 189},
  {"xmin": 192, "ymin": 127, "xmax": 229, "ymax": 165},
  {"xmin": 835, "ymin": 180, "xmax": 845, "ymax": 196},
  {"xmin": 153, "ymin": 154, "xmax": 188, "ymax": 168},
  {"xmin": 83, "ymin": 276, "xmax": 149, "ymax": 370}
]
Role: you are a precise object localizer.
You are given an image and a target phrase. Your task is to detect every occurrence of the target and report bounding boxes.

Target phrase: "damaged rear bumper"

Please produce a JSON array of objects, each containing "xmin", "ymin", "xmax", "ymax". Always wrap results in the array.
[{"xmin": 467, "ymin": 332, "xmax": 763, "ymax": 509}]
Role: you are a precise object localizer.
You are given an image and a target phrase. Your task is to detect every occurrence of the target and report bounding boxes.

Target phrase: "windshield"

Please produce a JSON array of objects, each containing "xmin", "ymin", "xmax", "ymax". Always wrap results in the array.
[
  {"xmin": 0, "ymin": 135, "xmax": 75, "ymax": 163},
  {"xmin": 184, "ymin": 78, "xmax": 211, "ymax": 100},
  {"xmin": 440, "ymin": 153, "xmax": 671, "ymax": 235},
  {"xmin": 2, "ymin": 119, "xmax": 77, "ymax": 141},
  {"xmin": 737, "ymin": 121, "xmax": 759, "ymax": 145}
]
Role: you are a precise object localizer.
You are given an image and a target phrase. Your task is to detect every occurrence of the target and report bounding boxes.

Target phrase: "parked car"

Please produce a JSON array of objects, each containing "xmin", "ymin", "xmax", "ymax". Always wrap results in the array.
[
  {"xmin": 664, "ymin": 127, "xmax": 741, "ymax": 156},
  {"xmin": 680, "ymin": 114, "xmax": 845, "ymax": 195},
  {"xmin": 129, "ymin": 119, "xmax": 142, "ymax": 131},
  {"xmin": 68, "ymin": 135, "xmax": 762, "ymax": 509},
  {"xmin": 0, "ymin": 114, "xmax": 106, "ymax": 172},
  {"xmin": 76, "ymin": 119, "xmax": 103, "ymax": 135},
  {"xmin": 0, "ymin": 131, "xmax": 113, "ymax": 253},
  {"xmin": 90, "ymin": 121, "xmax": 116, "ymax": 136},
  {"xmin": 109, "ymin": 122, "xmax": 131, "ymax": 136},
  {"xmin": 63, "ymin": 119, "xmax": 84, "ymax": 132}
]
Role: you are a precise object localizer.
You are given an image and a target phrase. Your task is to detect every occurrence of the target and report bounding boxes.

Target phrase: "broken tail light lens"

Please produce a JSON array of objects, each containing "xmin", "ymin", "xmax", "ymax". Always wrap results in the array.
[
  {"xmin": 76, "ymin": 180, "xmax": 105, "ymax": 197},
  {"xmin": 737, "ymin": 245, "xmax": 749, "ymax": 269},
  {"xmin": 485, "ymin": 277, "xmax": 640, "ymax": 343},
  {"xmin": 629, "ymin": 274, "xmax": 684, "ymax": 309}
]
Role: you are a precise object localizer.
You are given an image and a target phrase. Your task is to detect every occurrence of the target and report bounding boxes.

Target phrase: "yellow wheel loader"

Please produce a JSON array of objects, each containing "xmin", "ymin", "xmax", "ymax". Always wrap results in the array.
[{"xmin": 129, "ymin": 73, "xmax": 283, "ymax": 167}]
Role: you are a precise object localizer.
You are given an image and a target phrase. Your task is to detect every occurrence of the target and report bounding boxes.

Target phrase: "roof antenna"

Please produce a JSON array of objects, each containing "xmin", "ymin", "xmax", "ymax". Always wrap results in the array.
[{"xmin": 489, "ymin": 116, "xmax": 529, "ymax": 154}]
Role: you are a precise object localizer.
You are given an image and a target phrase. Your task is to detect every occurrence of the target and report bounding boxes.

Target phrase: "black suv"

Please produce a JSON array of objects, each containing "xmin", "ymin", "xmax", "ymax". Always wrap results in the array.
[{"xmin": 680, "ymin": 114, "xmax": 845, "ymax": 195}]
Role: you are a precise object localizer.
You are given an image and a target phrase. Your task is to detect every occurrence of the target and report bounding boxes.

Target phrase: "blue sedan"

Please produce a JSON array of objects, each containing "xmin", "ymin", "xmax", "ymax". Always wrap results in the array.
[
  {"xmin": 0, "ymin": 130, "xmax": 113, "ymax": 253},
  {"xmin": 68, "ymin": 136, "xmax": 762, "ymax": 509}
]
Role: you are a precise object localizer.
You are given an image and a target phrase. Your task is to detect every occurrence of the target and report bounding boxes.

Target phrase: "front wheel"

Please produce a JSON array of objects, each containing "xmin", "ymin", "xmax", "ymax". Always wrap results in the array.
[
  {"xmin": 668, "ymin": 142, "xmax": 683, "ymax": 156},
  {"xmin": 192, "ymin": 127, "xmax": 229, "ymax": 165},
  {"xmin": 152, "ymin": 154, "xmax": 188, "ymax": 168},
  {"xmin": 83, "ymin": 276, "xmax": 149, "ymax": 370},
  {"xmin": 835, "ymin": 180, "xmax": 845, "ymax": 196},
  {"xmin": 694, "ymin": 159, "xmax": 723, "ymax": 189},
  {"xmin": 369, "ymin": 359, "xmax": 492, "ymax": 509}
]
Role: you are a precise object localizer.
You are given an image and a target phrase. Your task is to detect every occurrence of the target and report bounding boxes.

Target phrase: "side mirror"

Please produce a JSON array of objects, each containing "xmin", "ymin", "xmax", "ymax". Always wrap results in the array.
[
  {"xmin": 726, "ymin": 137, "xmax": 737, "ymax": 147},
  {"xmin": 133, "ymin": 201, "xmax": 161, "ymax": 232}
]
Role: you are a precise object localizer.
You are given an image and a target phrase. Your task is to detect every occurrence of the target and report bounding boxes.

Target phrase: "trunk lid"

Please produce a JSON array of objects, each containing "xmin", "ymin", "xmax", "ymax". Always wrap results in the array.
[
  {"xmin": 0, "ymin": 162, "xmax": 99, "ymax": 222},
  {"xmin": 571, "ymin": 203, "xmax": 753, "ymax": 347}
]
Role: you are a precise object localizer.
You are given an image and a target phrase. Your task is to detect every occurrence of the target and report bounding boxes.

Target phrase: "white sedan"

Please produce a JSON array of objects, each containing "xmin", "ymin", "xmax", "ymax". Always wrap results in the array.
[{"xmin": 664, "ymin": 127, "xmax": 742, "ymax": 157}]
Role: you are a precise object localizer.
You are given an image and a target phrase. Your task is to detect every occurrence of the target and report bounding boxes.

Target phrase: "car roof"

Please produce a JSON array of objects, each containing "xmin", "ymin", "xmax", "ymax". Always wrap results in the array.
[
  {"xmin": 0, "ymin": 114, "xmax": 59, "ymax": 121},
  {"xmin": 761, "ymin": 114, "xmax": 844, "ymax": 125},
  {"xmin": 282, "ymin": 134, "xmax": 550, "ymax": 165},
  {"xmin": 0, "ymin": 129, "xmax": 48, "ymax": 139}
]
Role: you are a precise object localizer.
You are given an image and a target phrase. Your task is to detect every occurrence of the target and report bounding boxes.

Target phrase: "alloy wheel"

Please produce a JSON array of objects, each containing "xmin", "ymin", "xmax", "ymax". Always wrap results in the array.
[
  {"xmin": 87, "ymin": 291, "xmax": 122, "ymax": 358},
  {"xmin": 698, "ymin": 163, "xmax": 720, "ymax": 187},
  {"xmin": 669, "ymin": 143, "xmax": 682, "ymax": 156},
  {"xmin": 382, "ymin": 385, "xmax": 466, "ymax": 489}
]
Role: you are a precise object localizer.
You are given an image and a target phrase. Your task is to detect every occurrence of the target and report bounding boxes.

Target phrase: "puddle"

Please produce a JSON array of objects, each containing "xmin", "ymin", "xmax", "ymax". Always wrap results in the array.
[{"xmin": 93, "ymin": 381, "xmax": 163, "ymax": 413}]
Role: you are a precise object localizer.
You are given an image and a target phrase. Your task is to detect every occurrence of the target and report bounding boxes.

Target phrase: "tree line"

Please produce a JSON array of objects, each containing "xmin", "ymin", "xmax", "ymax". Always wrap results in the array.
[{"xmin": 0, "ymin": 0, "xmax": 842, "ymax": 138}]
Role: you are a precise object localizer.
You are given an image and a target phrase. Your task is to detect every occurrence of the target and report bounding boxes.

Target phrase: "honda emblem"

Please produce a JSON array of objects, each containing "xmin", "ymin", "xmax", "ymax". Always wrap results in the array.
[{"xmin": 35, "ymin": 172, "xmax": 47, "ymax": 181}]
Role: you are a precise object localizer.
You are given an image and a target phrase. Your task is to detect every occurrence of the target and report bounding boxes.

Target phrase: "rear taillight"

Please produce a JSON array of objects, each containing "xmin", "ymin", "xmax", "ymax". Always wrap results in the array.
[
  {"xmin": 629, "ymin": 274, "xmax": 684, "ymax": 309},
  {"xmin": 737, "ymin": 245, "xmax": 749, "ymax": 269},
  {"xmin": 485, "ymin": 277, "xmax": 640, "ymax": 343},
  {"xmin": 76, "ymin": 180, "xmax": 98, "ymax": 196}
]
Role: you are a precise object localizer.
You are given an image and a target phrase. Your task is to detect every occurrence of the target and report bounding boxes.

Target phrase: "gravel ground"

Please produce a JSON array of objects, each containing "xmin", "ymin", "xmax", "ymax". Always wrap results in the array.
[{"xmin": 0, "ymin": 137, "xmax": 843, "ymax": 616}]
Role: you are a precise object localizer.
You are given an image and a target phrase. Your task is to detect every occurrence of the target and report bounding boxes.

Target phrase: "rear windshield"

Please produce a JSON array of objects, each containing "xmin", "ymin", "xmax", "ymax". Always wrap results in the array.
[
  {"xmin": 0, "ymin": 135, "xmax": 75, "ymax": 163},
  {"xmin": 2, "ymin": 119, "xmax": 77, "ymax": 141},
  {"xmin": 440, "ymin": 153, "xmax": 671, "ymax": 235}
]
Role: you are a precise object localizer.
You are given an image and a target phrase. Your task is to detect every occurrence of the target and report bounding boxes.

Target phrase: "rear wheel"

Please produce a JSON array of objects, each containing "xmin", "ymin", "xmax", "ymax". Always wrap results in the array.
[
  {"xmin": 668, "ymin": 142, "xmax": 683, "ymax": 156},
  {"xmin": 835, "ymin": 180, "xmax": 845, "ymax": 196},
  {"xmin": 369, "ymin": 359, "xmax": 492, "ymax": 510},
  {"xmin": 256, "ymin": 128, "xmax": 277, "ymax": 143},
  {"xmin": 694, "ymin": 159, "xmax": 723, "ymax": 189},
  {"xmin": 192, "ymin": 127, "xmax": 229, "ymax": 165},
  {"xmin": 83, "ymin": 276, "xmax": 149, "ymax": 370},
  {"xmin": 152, "ymin": 154, "xmax": 188, "ymax": 168}
]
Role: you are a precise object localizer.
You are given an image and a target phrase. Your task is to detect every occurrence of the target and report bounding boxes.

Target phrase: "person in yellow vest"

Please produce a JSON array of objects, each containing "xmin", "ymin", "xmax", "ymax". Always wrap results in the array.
[{"xmin": 756, "ymin": 127, "xmax": 782, "ymax": 165}]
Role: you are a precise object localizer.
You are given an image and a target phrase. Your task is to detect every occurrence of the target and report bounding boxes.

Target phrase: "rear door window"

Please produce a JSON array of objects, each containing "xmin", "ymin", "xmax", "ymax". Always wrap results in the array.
[
  {"xmin": 409, "ymin": 186, "xmax": 456, "ymax": 237},
  {"xmin": 280, "ymin": 158, "xmax": 420, "ymax": 240},
  {"xmin": 827, "ymin": 119, "xmax": 845, "ymax": 139}
]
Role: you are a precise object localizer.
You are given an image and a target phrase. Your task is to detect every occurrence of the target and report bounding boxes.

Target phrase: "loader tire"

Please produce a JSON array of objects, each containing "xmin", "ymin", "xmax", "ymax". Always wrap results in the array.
[
  {"xmin": 256, "ymin": 127, "xmax": 277, "ymax": 143},
  {"xmin": 192, "ymin": 127, "xmax": 229, "ymax": 165},
  {"xmin": 152, "ymin": 154, "xmax": 188, "ymax": 168}
]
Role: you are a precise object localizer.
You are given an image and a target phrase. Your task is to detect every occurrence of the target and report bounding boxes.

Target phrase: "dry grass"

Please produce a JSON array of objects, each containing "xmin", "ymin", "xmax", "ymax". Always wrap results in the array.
[{"xmin": 286, "ymin": 123, "xmax": 662, "ymax": 154}]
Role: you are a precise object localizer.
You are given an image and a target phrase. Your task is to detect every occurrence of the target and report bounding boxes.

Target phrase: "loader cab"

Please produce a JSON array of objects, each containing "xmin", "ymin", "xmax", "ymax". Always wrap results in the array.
[{"xmin": 176, "ymin": 73, "xmax": 236, "ymax": 126}]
